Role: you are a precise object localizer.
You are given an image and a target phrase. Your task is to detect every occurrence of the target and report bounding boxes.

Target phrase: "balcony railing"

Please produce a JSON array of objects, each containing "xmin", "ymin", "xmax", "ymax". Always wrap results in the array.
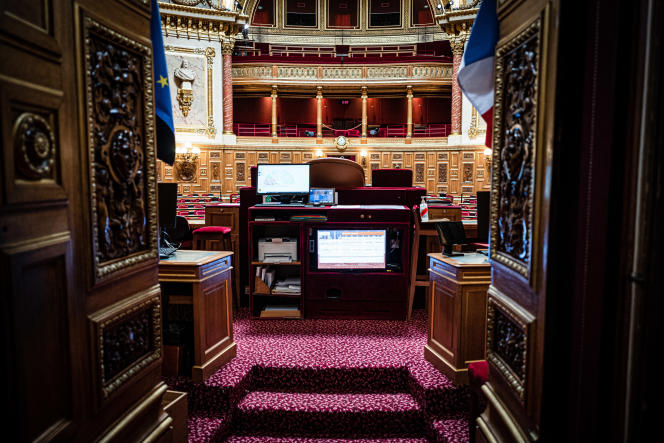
[{"xmin": 234, "ymin": 123, "xmax": 451, "ymax": 138}]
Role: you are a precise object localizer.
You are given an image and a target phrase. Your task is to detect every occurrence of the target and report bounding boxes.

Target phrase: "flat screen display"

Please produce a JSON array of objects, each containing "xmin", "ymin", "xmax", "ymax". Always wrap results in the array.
[
  {"xmin": 256, "ymin": 164, "xmax": 310, "ymax": 195},
  {"xmin": 317, "ymin": 229, "xmax": 386, "ymax": 269},
  {"xmin": 309, "ymin": 188, "xmax": 335, "ymax": 205}
]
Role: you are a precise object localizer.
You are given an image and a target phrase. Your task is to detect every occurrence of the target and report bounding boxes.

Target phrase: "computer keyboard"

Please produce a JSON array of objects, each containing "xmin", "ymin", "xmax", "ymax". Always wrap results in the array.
[{"xmin": 159, "ymin": 246, "xmax": 177, "ymax": 258}]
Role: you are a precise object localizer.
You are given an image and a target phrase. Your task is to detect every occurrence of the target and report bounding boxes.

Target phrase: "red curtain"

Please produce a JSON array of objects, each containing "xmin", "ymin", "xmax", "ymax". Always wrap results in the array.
[{"xmin": 335, "ymin": 14, "xmax": 351, "ymax": 27}]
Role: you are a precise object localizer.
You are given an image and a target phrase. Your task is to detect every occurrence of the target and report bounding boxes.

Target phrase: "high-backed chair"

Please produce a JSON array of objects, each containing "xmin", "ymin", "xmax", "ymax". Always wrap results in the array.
[
  {"xmin": 307, "ymin": 157, "xmax": 365, "ymax": 188},
  {"xmin": 372, "ymin": 168, "xmax": 413, "ymax": 187}
]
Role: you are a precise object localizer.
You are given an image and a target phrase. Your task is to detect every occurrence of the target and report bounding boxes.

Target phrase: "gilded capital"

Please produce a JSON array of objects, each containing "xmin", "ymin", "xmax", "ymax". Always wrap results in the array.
[
  {"xmin": 316, "ymin": 86, "xmax": 323, "ymax": 99},
  {"xmin": 450, "ymin": 35, "xmax": 467, "ymax": 55},
  {"xmin": 222, "ymin": 37, "xmax": 235, "ymax": 55},
  {"xmin": 361, "ymin": 86, "xmax": 368, "ymax": 98}
]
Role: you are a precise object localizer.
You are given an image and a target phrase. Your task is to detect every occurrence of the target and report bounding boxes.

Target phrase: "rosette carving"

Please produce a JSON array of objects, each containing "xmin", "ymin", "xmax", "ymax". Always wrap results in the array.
[{"xmin": 13, "ymin": 113, "xmax": 56, "ymax": 180}]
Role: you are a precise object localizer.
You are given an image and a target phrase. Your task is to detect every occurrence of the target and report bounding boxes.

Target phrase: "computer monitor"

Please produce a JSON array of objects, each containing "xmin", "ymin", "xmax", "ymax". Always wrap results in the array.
[
  {"xmin": 476, "ymin": 191, "xmax": 490, "ymax": 243},
  {"xmin": 256, "ymin": 164, "xmax": 310, "ymax": 196},
  {"xmin": 435, "ymin": 221, "xmax": 467, "ymax": 257},
  {"xmin": 309, "ymin": 188, "xmax": 335, "ymax": 205},
  {"xmin": 158, "ymin": 183, "xmax": 178, "ymax": 230}
]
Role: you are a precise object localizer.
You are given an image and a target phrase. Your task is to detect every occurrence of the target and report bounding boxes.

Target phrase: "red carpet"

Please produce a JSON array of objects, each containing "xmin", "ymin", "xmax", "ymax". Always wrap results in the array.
[{"xmin": 165, "ymin": 309, "xmax": 471, "ymax": 442}]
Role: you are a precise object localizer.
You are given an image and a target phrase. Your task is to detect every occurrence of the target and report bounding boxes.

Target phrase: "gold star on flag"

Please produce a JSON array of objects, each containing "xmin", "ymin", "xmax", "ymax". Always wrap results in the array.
[{"xmin": 157, "ymin": 75, "xmax": 168, "ymax": 88}]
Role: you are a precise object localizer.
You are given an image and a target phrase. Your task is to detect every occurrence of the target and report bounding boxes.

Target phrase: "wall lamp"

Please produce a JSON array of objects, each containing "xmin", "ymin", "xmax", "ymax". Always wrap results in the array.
[{"xmin": 360, "ymin": 150, "xmax": 367, "ymax": 167}]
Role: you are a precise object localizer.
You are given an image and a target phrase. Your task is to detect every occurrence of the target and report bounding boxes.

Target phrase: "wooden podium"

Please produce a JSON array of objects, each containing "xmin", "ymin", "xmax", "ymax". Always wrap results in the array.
[
  {"xmin": 425, "ymin": 252, "xmax": 490, "ymax": 385},
  {"xmin": 159, "ymin": 250, "xmax": 236, "ymax": 382}
]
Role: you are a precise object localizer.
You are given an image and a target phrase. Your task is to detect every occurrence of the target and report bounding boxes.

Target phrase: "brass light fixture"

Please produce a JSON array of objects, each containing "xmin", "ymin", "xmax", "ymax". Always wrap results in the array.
[
  {"xmin": 360, "ymin": 150, "xmax": 368, "ymax": 167},
  {"xmin": 484, "ymin": 147, "xmax": 493, "ymax": 173}
]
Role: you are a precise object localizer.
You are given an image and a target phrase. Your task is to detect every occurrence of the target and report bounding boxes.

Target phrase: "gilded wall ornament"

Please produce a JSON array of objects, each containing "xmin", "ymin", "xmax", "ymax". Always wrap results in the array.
[
  {"xmin": 13, "ymin": 112, "xmax": 56, "ymax": 180},
  {"xmin": 174, "ymin": 157, "xmax": 198, "ymax": 182},
  {"xmin": 174, "ymin": 59, "xmax": 196, "ymax": 117}
]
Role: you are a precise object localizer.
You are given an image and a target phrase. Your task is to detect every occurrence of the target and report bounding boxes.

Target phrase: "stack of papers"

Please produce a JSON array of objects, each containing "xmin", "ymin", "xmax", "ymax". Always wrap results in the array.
[{"xmin": 271, "ymin": 277, "xmax": 301, "ymax": 294}]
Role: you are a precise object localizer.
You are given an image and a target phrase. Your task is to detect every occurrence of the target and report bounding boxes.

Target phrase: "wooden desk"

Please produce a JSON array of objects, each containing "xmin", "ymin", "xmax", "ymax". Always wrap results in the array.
[
  {"xmin": 205, "ymin": 204, "xmax": 241, "ymax": 306},
  {"xmin": 428, "ymin": 205, "xmax": 462, "ymax": 222},
  {"xmin": 425, "ymin": 252, "xmax": 490, "ymax": 385},
  {"xmin": 159, "ymin": 250, "xmax": 236, "ymax": 382}
]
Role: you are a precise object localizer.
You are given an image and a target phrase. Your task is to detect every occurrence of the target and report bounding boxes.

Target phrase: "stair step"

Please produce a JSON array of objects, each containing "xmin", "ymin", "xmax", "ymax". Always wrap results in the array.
[
  {"xmin": 226, "ymin": 437, "xmax": 429, "ymax": 443},
  {"xmin": 188, "ymin": 411, "xmax": 230, "ymax": 443},
  {"xmin": 251, "ymin": 365, "xmax": 411, "ymax": 393},
  {"xmin": 431, "ymin": 413, "xmax": 471, "ymax": 443},
  {"xmin": 234, "ymin": 391, "xmax": 426, "ymax": 438}
]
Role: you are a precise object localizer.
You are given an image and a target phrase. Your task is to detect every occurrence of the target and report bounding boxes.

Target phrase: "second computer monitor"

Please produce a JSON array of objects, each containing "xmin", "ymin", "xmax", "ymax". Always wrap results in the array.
[{"xmin": 256, "ymin": 164, "xmax": 310, "ymax": 196}]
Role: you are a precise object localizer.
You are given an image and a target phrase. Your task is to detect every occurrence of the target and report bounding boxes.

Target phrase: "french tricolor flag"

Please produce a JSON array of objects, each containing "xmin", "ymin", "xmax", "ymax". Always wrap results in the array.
[{"xmin": 457, "ymin": 0, "xmax": 498, "ymax": 147}]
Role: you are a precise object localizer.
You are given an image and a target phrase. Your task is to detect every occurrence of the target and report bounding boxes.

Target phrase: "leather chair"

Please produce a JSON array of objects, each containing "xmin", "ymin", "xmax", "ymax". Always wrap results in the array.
[
  {"xmin": 307, "ymin": 157, "xmax": 365, "ymax": 188},
  {"xmin": 371, "ymin": 168, "xmax": 413, "ymax": 187}
]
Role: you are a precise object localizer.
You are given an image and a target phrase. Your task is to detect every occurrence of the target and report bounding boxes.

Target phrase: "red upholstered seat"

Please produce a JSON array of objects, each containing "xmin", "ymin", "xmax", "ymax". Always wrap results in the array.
[
  {"xmin": 193, "ymin": 226, "xmax": 231, "ymax": 235},
  {"xmin": 468, "ymin": 360, "xmax": 489, "ymax": 385}
]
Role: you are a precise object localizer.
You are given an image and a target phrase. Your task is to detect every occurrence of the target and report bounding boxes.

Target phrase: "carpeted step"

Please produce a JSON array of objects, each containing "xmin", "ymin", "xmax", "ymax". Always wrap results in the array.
[
  {"xmin": 233, "ymin": 391, "xmax": 426, "ymax": 438},
  {"xmin": 430, "ymin": 413, "xmax": 471, "ymax": 443},
  {"xmin": 225, "ymin": 436, "xmax": 429, "ymax": 442},
  {"xmin": 250, "ymin": 364, "xmax": 411, "ymax": 393},
  {"xmin": 188, "ymin": 411, "xmax": 231, "ymax": 443}
]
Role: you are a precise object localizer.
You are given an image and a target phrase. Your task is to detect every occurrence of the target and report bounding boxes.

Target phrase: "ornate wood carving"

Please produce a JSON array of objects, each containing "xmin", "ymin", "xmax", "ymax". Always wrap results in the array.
[
  {"xmin": 236, "ymin": 162, "xmax": 245, "ymax": 181},
  {"xmin": 13, "ymin": 112, "xmax": 57, "ymax": 180},
  {"xmin": 90, "ymin": 286, "xmax": 161, "ymax": 400},
  {"xmin": 415, "ymin": 163, "xmax": 424, "ymax": 183},
  {"xmin": 491, "ymin": 19, "xmax": 541, "ymax": 279},
  {"xmin": 174, "ymin": 159, "xmax": 197, "ymax": 182},
  {"xmin": 211, "ymin": 162, "xmax": 220, "ymax": 180},
  {"xmin": 438, "ymin": 163, "xmax": 448, "ymax": 183},
  {"xmin": 83, "ymin": 16, "xmax": 157, "ymax": 281},
  {"xmin": 463, "ymin": 163, "xmax": 474, "ymax": 182},
  {"xmin": 486, "ymin": 289, "xmax": 534, "ymax": 404}
]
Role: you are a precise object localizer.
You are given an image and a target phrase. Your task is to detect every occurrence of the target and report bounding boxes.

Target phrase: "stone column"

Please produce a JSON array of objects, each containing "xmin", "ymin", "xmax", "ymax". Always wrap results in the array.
[
  {"xmin": 222, "ymin": 37, "xmax": 235, "ymax": 135},
  {"xmin": 406, "ymin": 85, "xmax": 413, "ymax": 143},
  {"xmin": 450, "ymin": 35, "xmax": 466, "ymax": 136},
  {"xmin": 316, "ymin": 86, "xmax": 323, "ymax": 144},
  {"xmin": 361, "ymin": 86, "xmax": 368, "ymax": 143},
  {"xmin": 271, "ymin": 85, "xmax": 278, "ymax": 142}
]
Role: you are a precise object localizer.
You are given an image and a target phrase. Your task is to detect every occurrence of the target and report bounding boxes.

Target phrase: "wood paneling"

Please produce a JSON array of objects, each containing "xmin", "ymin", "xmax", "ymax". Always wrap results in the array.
[
  {"xmin": 478, "ymin": 0, "xmax": 560, "ymax": 441},
  {"xmin": 2, "ymin": 1, "xmax": 172, "ymax": 441},
  {"xmin": 158, "ymin": 146, "xmax": 491, "ymax": 198}
]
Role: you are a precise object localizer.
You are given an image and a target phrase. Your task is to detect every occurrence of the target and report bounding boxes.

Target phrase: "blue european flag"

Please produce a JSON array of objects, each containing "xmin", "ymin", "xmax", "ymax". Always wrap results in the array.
[{"xmin": 151, "ymin": 0, "xmax": 175, "ymax": 165}]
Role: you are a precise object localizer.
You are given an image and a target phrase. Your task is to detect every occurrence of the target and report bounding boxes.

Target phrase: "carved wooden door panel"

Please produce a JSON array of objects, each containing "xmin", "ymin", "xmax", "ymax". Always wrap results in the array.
[
  {"xmin": 477, "ymin": 0, "xmax": 561, "ymax": 441},
  {"xmin": 1, "ymin": 1, "xmax": 171, "ymax": 441}
]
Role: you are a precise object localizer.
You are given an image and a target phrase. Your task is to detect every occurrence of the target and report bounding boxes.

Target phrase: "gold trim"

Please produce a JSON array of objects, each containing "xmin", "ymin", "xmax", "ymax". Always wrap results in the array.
[
  {"xmin": 486, "ymin": 286, "xmax": 535, "ymax": 404},
  {"xmin": 481, "ymin": 383, "xmax": 530, "ymax": 443},
  {"xmin": 89, "ymin": 285, "xmax": 162, "ymax": 400},
  {"xmin": 82, "ymin": 16, "xmax": 158, "ymax": 281},
  {"xmin": 98, "ymin": 383, "xmax": 169, "ymax": 443},
  {"xmin": 165, "ymin": 45, "xmax": 217, "ymax": 138},
  {"xmin": 489, "ymin": 17, "xmax": 542, "ymax": 280}
]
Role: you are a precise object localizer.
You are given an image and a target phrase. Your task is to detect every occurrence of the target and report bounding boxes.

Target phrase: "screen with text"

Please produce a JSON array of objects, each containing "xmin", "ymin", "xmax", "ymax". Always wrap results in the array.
[{"xmin": 317, "ymin": 229, "xmax": 386, "ymax": 270}]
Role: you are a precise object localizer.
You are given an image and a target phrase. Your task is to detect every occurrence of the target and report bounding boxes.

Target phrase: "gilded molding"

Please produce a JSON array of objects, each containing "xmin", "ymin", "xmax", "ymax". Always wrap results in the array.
[
  {"xmin": 490, "ymin": 17, "xmax": 541, "ymax": 280},
  {"xmin": 82, "ymin": 16, "xmax": 158, "ymax": 282},
  {"xmin": 165, "ymin": 45, "xmax": 217, "ymax": 137},
  {"xmin": 89, "ymin": 286, "xmax": 162, "ymax": 400},
  {"xmin": 232, "ymin": 62, "xmax": 452, "ymax": 85}
]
